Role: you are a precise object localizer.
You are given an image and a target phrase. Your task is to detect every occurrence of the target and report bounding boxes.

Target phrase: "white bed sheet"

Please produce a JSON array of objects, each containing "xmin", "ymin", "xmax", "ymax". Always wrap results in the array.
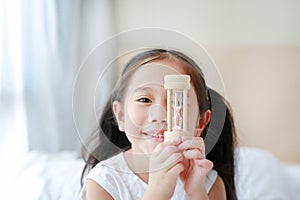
[
  {"xmin": 1, "ymin": 151, "xmax": 84, "ymax": 200},
  {"xmin": 2, "ymin": 147, "xmax": 299, "ymax": 200}
]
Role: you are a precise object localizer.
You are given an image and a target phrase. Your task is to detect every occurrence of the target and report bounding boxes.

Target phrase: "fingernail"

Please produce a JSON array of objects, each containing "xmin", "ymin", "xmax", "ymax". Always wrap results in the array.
[
  {"xmin": 178, "ymin": 143, "xmax": 184, "ymax": 149},
  {"xmin": 171, "ymin": 136, "xmax": 180, "ymax": 144}
]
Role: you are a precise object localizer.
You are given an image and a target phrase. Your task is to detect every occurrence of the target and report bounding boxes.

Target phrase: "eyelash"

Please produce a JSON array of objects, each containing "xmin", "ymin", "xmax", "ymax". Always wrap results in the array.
[{"xmin": 137, "ymin": 97, "xmax": 152, "ymax": 103}]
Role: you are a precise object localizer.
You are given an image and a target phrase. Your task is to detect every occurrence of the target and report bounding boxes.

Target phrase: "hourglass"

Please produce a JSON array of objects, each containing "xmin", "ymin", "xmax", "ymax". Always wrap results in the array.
[{"xmin": 164, "ymin": 74, "xmax": 191, "ymax": 141}]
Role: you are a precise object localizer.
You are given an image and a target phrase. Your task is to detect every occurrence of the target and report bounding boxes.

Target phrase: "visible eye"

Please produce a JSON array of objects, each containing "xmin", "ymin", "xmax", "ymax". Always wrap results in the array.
[{"xmin": 137, "ymin": 97, "xmax": 152, "ymax": 103}]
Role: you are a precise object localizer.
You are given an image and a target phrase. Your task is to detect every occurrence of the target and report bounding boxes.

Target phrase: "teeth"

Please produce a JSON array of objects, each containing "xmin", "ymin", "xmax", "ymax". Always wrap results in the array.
[
  {"xmin": 149, "ymin": 133, "xmax": 163, "ymax": 138},
  {"xmin": 143, "ymin": 132, "xmax": 164, "ymax": 138}
]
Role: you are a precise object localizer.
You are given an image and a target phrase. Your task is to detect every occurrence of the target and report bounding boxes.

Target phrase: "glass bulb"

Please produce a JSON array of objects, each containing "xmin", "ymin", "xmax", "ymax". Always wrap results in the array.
[{"xmin": 172, "ymin": 90, "xmax": 183, "ymax": 131}]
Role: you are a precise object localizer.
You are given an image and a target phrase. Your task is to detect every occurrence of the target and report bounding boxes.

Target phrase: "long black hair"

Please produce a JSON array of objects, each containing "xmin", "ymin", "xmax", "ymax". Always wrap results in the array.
[{"xmin": 81, "ymin": 49, "xmax": 237, "ymax": 200}]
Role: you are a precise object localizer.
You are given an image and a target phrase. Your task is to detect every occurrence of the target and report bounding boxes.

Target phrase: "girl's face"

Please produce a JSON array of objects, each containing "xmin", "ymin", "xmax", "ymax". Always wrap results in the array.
[{"xmin": 113, "ymin": 59, "xmax": 204, "ymax": 155}]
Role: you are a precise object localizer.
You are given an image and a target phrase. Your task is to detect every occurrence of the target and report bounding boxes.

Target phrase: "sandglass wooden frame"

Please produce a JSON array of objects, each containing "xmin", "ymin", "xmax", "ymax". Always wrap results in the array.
[{"xmin": 164, "ymin": 74, "xmax": 191, "ymax": 141}]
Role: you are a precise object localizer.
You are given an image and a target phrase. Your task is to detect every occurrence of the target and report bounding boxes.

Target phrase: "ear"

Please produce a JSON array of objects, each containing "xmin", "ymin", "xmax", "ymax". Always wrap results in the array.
[
  {"xmin": 196, "ymin": 110, "xmax": 211, "ymax": 137},
  {"xmin": 112, "ymin": 101, "xmax": 125, "ymax": 132}
]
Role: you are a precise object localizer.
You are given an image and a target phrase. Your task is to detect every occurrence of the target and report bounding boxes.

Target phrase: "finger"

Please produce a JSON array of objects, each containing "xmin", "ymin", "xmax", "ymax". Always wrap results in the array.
[
  {"xmin": 181, "ymin": 136, "xmax": 194, "ymax": 141},
  {"xmin": 183, "ymin": 149, "xmax": 205, "ymax": 159},
  {"xmin": 155, "ymin": 136, "xmax": 181, "ymax": 152},
  {"xmin": 162, "ymin": 152, "xmax": 183, "ymax": 169},
  {"xmin": 178, "ymin": 137, "xmax": 204, "ymax": 151},
  {"xmin": 151, "ymin": 152, "xmax": 182, "ymax": 173},
  {"xmin": 194, "ymin": 159, "xmax": 214, "ymax": 172},
  {"xmin": 169, "ymin": 136, "xmax": 182, "ymax": 145},
  {"xmin": 167, "ymin": 163, "xmax": 184, "ymax": 177},
  {"xmin": 156, "ymin": 145, "xmax": 181, "ymax": 162}
]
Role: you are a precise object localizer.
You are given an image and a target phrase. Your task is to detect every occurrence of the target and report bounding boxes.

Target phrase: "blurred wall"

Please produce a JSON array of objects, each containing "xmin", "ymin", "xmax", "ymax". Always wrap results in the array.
[
  {"xmin": 208, "ymin": 46, "xmax": 300, "ymax": 163},
  {"xmin": 112, "ymin": 0, "xmax": 300, "ymax": 163}
]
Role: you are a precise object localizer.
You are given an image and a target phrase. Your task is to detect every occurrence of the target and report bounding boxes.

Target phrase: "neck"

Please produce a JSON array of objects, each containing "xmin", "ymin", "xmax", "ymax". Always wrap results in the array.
[{"xmin": 124, "ymin": 149, "xmax": 150, "ymax": 183}]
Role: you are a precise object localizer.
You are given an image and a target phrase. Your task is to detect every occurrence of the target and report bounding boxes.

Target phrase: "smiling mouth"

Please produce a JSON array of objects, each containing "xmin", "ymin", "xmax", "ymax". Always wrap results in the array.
[{"xmin": 142, "ymin": 131, "xmax": 165, "ymax": 138}]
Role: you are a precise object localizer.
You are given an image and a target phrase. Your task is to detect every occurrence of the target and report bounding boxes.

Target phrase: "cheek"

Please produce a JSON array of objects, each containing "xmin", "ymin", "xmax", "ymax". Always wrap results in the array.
[
  {"xmin": 187, "ymin": 90, "xmax": 200, "ymax": 133},
  {"xmin": 188, "ymin": 104, "xmax": 199, "ymax": 133},
  {"xmin": 125, "ymin": 103, "xmax": 149, "ymax": 129}
]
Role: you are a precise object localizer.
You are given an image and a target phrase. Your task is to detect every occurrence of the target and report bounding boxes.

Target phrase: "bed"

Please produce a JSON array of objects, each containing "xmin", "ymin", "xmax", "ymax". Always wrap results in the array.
[{"xmin": 2, "ymin": 147, "xmax": 299, "ymax": 199}]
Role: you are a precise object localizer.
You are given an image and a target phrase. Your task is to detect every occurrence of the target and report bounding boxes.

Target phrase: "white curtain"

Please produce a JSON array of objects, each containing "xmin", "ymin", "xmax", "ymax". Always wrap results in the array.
[{"xmin": 0, "ymin": 0, "xmax": 115, "ymax": 154}]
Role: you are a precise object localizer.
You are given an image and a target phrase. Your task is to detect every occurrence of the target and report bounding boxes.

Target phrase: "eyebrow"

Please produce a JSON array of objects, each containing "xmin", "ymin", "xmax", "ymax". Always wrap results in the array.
[{"xmin": 133, "ymin": 86, "xmax": 156, "ymax": 93}]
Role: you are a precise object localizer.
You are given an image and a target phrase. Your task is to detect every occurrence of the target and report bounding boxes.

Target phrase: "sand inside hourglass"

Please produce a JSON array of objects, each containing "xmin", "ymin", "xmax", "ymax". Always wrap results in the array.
[{"xmin": 172, "ymin": 90, "xmax": 183, "ymax": 131}]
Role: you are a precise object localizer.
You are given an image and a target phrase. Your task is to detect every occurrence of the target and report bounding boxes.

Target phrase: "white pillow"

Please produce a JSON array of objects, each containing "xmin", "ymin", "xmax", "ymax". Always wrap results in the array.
[{"xmin": 235, "ymin": 147, "xmax": 297, "ymax": 199}]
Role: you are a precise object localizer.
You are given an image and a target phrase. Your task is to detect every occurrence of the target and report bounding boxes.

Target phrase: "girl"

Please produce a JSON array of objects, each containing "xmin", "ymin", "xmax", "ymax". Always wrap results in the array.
[{"xmin": 80, "ymin": 49, "xmax": 237, "ymax": 199}]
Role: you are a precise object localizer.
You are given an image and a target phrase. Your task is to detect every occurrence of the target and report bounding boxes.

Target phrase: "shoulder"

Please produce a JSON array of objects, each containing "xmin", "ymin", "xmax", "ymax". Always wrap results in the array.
[
  {"xmin": 205, "ymin": 169, "xmax": 218, "ymax": 192},
  {"xmin": 96, "ymin": 152, "xmax": 125, "ymax": 169},
  {"xmin": 80, "ymin": 153, "xmax": 127, "ymax": 199},
  {"xmin": 85, "ymin": 179, "xmax": 113, "ymax": 200},
  {"xmin": 87, "ymin": 152, "xmax": 128, "ymax": 185},
  {"xmin": 208, "ymin": 175, "xmax": 226, "ymax": 200},
  {"xmin": 88, "ymin": 153, "xmax": 126, "ymax": 175}
]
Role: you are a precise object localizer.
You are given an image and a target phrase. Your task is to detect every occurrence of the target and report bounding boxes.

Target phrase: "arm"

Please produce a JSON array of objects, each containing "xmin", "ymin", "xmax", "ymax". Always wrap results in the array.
[
  {"xmin": 208, "ymin": 175, "xmax": 226, "ymax": 200},
  {"xmin": 142, "ymin": 137, "xmax": 184, "ymax": 200},
  {"xmin": 185, "ymin": 174, "xmax": 226, "ymax": 200},
  {"xmin": 84, "ymin": 179, "xmax": 113, "ymax": 200},
  {"xmin": 179, "ymin": 136, "xmax": 226, "ymax": 200}
]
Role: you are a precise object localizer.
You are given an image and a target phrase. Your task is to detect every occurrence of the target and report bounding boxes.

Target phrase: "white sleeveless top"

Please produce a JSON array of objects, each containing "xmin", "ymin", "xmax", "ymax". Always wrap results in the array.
[{"xmin": 80, "ymin": 153, "xmax": 218, "ymax": 200}]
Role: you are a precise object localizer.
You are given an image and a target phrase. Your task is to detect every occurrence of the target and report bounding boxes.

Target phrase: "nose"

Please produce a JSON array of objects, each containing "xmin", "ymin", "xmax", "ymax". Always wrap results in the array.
[{"xmin": 148, "ymin": 104, "xmax": 167, "ymax": 123}]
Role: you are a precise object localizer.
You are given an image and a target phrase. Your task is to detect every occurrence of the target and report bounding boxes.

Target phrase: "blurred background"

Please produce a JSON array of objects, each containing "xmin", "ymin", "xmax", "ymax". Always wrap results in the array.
[{"xmin": 1, "ymin": 0, "xmax": 299, "ymax": 163}]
